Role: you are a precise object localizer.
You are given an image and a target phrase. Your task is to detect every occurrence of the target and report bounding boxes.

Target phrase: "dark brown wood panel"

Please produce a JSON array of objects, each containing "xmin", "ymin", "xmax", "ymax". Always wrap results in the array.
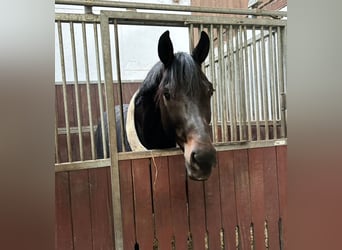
[
  {"xmin": 187, "ymin": 178, "xmax": 206, "ymax": 249},
  {"xmin": 119, "ymin": 160, "xmax": 136, "ymax": 249},
  {"xmin": 233, "ymin": 149, "xmax": 252, "ymax": 249},
  {"xmin": 55, "ymin": 146, "xmax": 287, "ymax": 250},
  {"xmin": 276, "ymin": 146, "xmax": 287, "ymax": 249},
  {"xmin": 55, "ymin": 172, "xmax": 73, "ymax": 250},
  {"xmin": 263, "ymin": 147, "xmax": 280, "ymax": 250},
  {"xmin": 88, "ymin": 167, "xmax": 114, "ymax": 249},
  {"xmin": 69, "ymin": 170, "xmax": 93, "ymax": 250},
  {"xmin": 248, "ymin": 148, "xmax": 266, "ymax": 249},
  {"xmin": 204, "ymin": 154, "xmax": 222, "ymax": 250},
  {"xmin": 168, "ymin": 155, "xmax": 189, "ymax": 250},
  {"xmin": 151, "ymin": 156, "xmax": 174, "ymax": 249},
  {"xmin": 132, "ymin": 158, "xmax": 154, "ymax": 249},
  {"xmin": 218, "ymin": 150, "xmax": 237, "ymax": 249}
]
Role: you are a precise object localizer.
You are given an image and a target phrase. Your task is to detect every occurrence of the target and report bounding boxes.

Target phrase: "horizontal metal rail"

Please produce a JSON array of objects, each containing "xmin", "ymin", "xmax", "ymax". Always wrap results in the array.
[
  {"xmin": 56, "ymin": 0, "xmax": 287, "ymax": 18},
  {"xmin": 56, "ymin": 11, "xmax": 286, "ymax": 26},
  {"xmin": 55, "ymin": 138, "xmax": 287, "ymax": 172}
]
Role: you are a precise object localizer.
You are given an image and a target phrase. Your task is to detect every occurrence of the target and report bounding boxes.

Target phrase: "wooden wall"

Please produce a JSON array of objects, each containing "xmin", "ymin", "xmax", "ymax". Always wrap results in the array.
[{"xmin": 55, "ymin": 146, "xmax": 287, "ymax": 249}]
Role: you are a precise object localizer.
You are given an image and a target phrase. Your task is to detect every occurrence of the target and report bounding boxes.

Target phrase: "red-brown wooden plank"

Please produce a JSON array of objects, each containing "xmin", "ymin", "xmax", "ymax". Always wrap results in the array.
[
  {"xmin": 119, "ymin": 160, "xmax": 136, "ymax": 249},
  {"xmin": 69, "ymin": 170, "xmax": 93, "ymax": 250},
  {"xmin": 248, "ymin": 148, "xmax": 266, "ymax": 249},
  {"xmin": 168, "ymin": 155, "xmax": 189, "ymax": 250},
  {"xmin": 263, "ymin": 147, "xmax": 280, "ymax": 250},
  {"xmin": 151, "ymin": 156, "xmax": 173, "ymax": 249},
  {"xmin": 132, "ymin": 158, "xmax": 154, "ymax": 249},
  {"xmin": 204, "ymin": 153, "xmax": 222, "ymax": 250},
  {"xmin": 234, "ymin": 149, "xmax": 252, "ymax": 250},
  {"xmin": 276, "ymin": 146, "xmax": 287, "ymax": 249},
  {"xmin": 55, "ymin": 172, "xmax": 73, "ymax": 250},
  {"xmin": 187, "ymin": 177, "xmax": 206, "ymax": 249},
  {"xmin": 218, "ymin": 150, "xmax": 237, "ymax": 249},
  {"xmin": 88, "ymin": 167, "xmax": 114, "ymax": 250}
]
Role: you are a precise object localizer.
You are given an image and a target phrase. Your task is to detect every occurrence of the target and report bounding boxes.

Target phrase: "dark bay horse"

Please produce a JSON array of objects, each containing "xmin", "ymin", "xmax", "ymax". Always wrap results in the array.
[{"xmin": 96, "ymin": 30, "xmax": 216, "ymax": 180}]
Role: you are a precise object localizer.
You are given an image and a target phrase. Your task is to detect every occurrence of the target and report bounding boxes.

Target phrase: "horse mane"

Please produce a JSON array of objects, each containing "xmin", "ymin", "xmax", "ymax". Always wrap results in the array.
[{"xmin": 157, "ymin": 52, "xmax": 209, "ymax": 100}]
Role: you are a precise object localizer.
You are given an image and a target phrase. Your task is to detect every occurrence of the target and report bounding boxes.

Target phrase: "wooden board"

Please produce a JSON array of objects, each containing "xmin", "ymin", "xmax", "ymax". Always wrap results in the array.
[
  {"xmin": 218, "ymin": 150, "xmax": 237, "ymax": 249},
  {"xmin": 204, "ymin": 153, "xmax": 222, "ymax": 250},
  {"xmin": 151, "ymin": 156, "xmax": 173, "ymax": 249},
  {"xmin": 132, "ymin": 158, "xmax": 154, "ymax": 249},
  {"xmin": 187, "ymin": 176, "xmax": 206, "ymax": 249},
  {"xmin": 88, "ymin": 167, "xmax": 114, "ymax": 249},
  {"xmin": 263, "ymin": 147, "xmax": 280, "ymax": 250},
  {"xmin": 233, "ymin": 149, "xmax": 252, "ymax": 250},
  {"xmin": 55, "ymin": 172, "xmax": 73, "ymax": 250},
  {"xmin": 69, "ymin": 170, "xmax": 93, "ymax": 250},
  {"xmin": 168, "ymin": 155, "xmax": 189, "ymax": 250},
  {"xmin": 277, "ymin": 145, "xmax": 287, "ymax": 249},
  {"xmin": 119, "ymin": 160, "xmax": 136, "ymax": 249}
]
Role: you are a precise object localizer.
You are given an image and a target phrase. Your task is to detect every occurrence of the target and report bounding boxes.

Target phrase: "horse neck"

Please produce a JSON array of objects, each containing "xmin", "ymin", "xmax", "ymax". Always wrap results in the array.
[{"xmin": 133, "ymin": 98, "xmax": 175, "ymax": 149}]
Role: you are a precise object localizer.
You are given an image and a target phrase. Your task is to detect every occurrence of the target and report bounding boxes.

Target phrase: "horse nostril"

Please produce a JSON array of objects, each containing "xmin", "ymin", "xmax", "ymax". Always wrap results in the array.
[{"xmin": 191, "ymin": 149, "xmax": 216, "ymax": 168}]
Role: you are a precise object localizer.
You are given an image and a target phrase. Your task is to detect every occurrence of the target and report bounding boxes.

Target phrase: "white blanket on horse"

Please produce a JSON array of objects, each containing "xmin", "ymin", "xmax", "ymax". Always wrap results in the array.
[{"xmin": 126, "ymin": 90, "xmax": 148, "ymax": 151}]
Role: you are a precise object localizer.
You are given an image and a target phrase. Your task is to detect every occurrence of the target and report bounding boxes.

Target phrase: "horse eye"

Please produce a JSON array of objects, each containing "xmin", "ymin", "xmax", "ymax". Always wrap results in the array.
[
  {"xmin": 163, "ymin": 90, "xmax": 171, "ymax": 100},
  {"xmin": 208, "ymin": 87, "xmax": 215, "ymax": 96}
]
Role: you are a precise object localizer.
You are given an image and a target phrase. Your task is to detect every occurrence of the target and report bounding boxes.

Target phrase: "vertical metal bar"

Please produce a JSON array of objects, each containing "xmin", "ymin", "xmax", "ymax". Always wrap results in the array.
[
  {"xmin": 218, "ymin": 24, "xmax": 228, "ymax": 142},
  {"xmin": 228, "ymin": 25, "xmax": 237, "ymax": 141},
  {"xmin": 243, "ymin": 26, "xmax": 252, "ymax": 141},
  {"xmin": 94, "ymin": 23, "xmax": 107, "ymax": 158},
  {"xmin": 113, "ymin": 20, "xmax": 126, "ymax": 152},
  {"xmin": 55, "ymin": 112, "xmax": 60, "ymax": 164},
  {"xmin": 268, "ymin": 27, "xmax": 277, "ymax": 139},
  {"xmin": 260, "ymin": 27, "xmax": 269, "ymax": 140},
  {"xmin": 189, "ymin": 23, "xmax": 194, "ymax": 52},
  {"xmin": 235, "ymin": 26, "xmax": 243, "ymax": 141},
  {"xmin": 252, "ymin": 26, "xmax": 261, "ymax": 141},
  {"xmin": 70, "ymin": 22, "xmax": 84, "ymax": 161},
  {"xmin": 278, "ymin": 26, "xmax": 286, "ymax": 138},
  {"xmin": 82, "ymin": 22, "xmax": 95, "ymax": 160},
  {"xmin": 100, "ymin": 13, "xmax": 123, "ymax": 250},
  {"xmin": 57, "ymin": 21, "xmax": 72, "ymax": 162},
  {"xmin": 209, "ymin": 24, "xmax": 218, "ymax": 143},
  {"xmin": 238, "ymin": 25, "xmax": 247, "ymax": 141}
]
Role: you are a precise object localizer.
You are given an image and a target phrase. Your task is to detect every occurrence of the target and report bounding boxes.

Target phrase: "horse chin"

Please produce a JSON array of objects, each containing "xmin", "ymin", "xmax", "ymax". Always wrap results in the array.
[{"xmin": 185, "ymin": 161, "xmax": 212, "ymax": 181}]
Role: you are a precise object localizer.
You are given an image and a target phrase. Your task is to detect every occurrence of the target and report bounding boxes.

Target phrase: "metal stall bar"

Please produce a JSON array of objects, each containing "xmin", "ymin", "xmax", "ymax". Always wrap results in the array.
[
  {"xmin": 268, "ymin": 27, "xmax": 277, "ymax": 139},
  {"xmin": 238, "ymin": 25, "xmax": 247, "ymax": 141},
  {"xmin": 235, "ymin": 26, "xmax": 243, "ymax": 141},
  {"xmin": 70, "ymin": 22, "xmax": 84, "ymax": 161},
  {"xmin": 100, "ymin": 12, "xmax": 123, "ymax": 250},
  {"xmin": 94, "ymin": 23, "xmax": 107, "ymax": 158},
  {"xmin": 55, "ymin": 112, "xmax": 60, "ymax": 164},
  {"xmin": 57, "ymin": 21, "xmax": 72, "ymax": 162},
  {"xmin": 82, "ymin": 22, "xmax": 96, "ymax": 159},
  {"xmin": 260, "ymin": 27, "xmax": 269, "ymax": 140},
  {"xmin": 227, "ymin": 25, "xmax": 237, "ymax": 142},
  {"xmin": 113, "ymin": 20, "xmax": 126, "ymax": 152},
  {"xmin": 188, "ymin": 23, "xmax": 194, "ymax": 51},
  {"xmin": 218, "ymin": 24, "xmax": 228, "ymax": 142},
  {"xmin": 278, "ymin": 26, "xmax": 287, "ymax": 138},
  {"xmin": 56, "ymin": 0, "xmax": 287, "ymax": 18},
  {"xmin": 209, "ymin": 24, "xmax": 218, "ymax": 143},
  {"xmin": 252, "ymin": 26, "xmax": 261, "ymax": 141},
  {"xmin": 243, "ymin": 26, "xmax": 252, "ymax": 141}
]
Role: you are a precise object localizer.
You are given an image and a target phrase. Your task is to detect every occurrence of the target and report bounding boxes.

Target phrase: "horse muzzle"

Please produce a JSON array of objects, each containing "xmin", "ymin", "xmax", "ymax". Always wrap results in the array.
[{"xmin": 184, "ymin": 143, "xmax": 216, "ymax": 181}]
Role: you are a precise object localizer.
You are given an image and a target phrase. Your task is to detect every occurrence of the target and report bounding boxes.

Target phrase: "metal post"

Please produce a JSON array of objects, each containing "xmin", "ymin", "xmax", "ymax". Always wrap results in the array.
[{"xmin": 100, "ymin": 12, "xmax": 124, "ymax": 250}]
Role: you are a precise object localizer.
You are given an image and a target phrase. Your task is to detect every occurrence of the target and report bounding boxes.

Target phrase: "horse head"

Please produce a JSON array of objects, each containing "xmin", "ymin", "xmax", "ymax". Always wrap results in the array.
[{"xmin": 156, "ymin": 30, "xmax": 216, "ymax": 181}]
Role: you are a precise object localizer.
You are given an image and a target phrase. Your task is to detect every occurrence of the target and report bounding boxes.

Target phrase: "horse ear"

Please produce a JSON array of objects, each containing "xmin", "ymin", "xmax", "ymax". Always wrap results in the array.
[
  {"xmin": 191, "ymin": 31, "xmax": 210, "ymax": 65},
  {"xmin": 158, "ymin": 30, "xmax": 174, "ymax": 67}
]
